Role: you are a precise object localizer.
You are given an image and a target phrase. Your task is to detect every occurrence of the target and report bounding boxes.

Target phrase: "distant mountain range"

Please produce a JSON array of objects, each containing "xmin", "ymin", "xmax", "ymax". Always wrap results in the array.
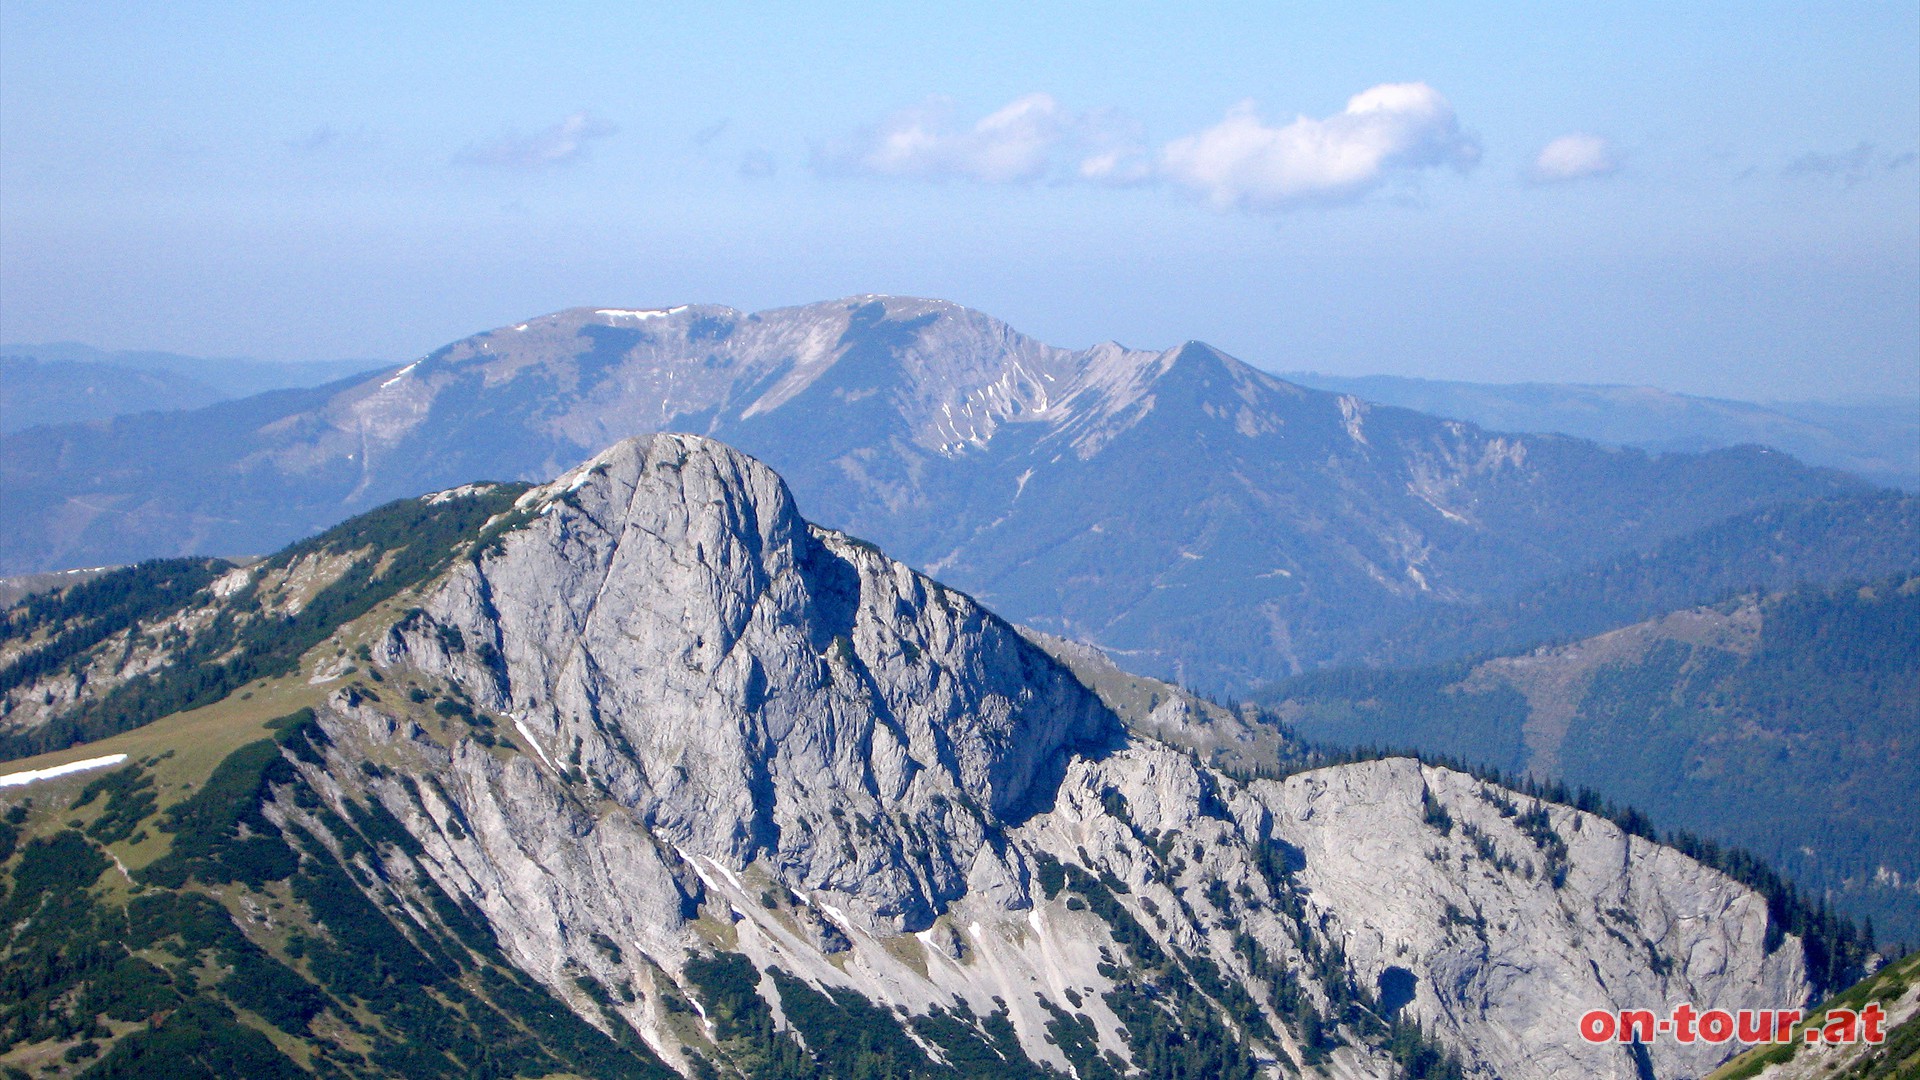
[
  {"xmin": 4, "ymin": 313, "xmax": 1913, "ymax": 1071},
  {"xmin": 1283, "ymin": 372, "xmax": 1920, "ymax": 491},
  {"xmin": 5, "ymin": 298, "xmax": 1913, "ymax": 693},
  {"xmin": 0, "ymin": 344, "xmax": 384, "ymax": 433},
  {"xmin": 1367, "ymin": 491, "xmax": 1920, "ymax": 665},
  {"xmin": 10, "ymin": 337, "xmax": 1911, "ymax": 489}
]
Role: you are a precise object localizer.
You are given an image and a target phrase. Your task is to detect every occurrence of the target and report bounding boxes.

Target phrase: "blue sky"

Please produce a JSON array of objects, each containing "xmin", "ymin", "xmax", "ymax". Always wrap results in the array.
[{"xmin": 2, "ymin": 2, "xmax": 1915, "ymax": 402}]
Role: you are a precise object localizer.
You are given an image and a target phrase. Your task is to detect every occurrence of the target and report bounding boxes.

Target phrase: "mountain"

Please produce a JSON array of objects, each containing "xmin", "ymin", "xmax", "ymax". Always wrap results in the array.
[
  {"xmin": 0, "ymin": 342, "xmax": 386, "ymax": 408},
  {"xmin": 1281, "ymin": 373, "xmax": 1920, "ymax": 492},
  {"xmin": 1263, "ymin": 574, "xmax": 1920, "ymax": 943},
  {"xmin": 0, "ymin": 434, "xmax": 1846, "ymax": 1079},
  {"xmin": 1366, "ymin": 492, "xmax": 1920, "ymax": 665},
  {"xmin": 0, "ymin": 357, "xmax": 229, "ymax": 432},
  {"xmin": 0, "ymin": 567, "xmax": 117, "ymax": 610},
  {"xmin": 1, "ymin": 297, "xmax": 1894, "ymax": 692}
]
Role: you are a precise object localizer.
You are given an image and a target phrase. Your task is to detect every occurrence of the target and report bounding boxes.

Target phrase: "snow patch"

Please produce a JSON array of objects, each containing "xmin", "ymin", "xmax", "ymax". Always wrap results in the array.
[
  {"xmin": 596, "ymin": 306, "xmax": 688, "ymax": 321},
  {"xmin": 819, "ymin": 902, "xmax": 852, "ymax": 933},
  {"xmin": 510, "ymin": 714, "xmax": 557, "ymax": 771},
  {"xmin": 421, "ymin": 483, "xmax": 495, "ymax": 506},
  {"xmin": 695, "ymin": 855, "xmax": 752, "ymax": 899},
  {"xmin": 379, "ymin": 359, "xmax": 422, "ymax": 389},
  {"xmin": 0, "ymin": 754, "xmax": 128, "ymax": 788}
]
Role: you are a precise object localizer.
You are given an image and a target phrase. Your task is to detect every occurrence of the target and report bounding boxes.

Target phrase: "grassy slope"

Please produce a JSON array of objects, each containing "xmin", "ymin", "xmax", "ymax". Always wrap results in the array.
[
  {"xmin": 0, "ymin": 611, "xmax": 677, "ymax": 1080},
  {"xmin": 0, "ymin": 591, "xmax": 404, "ymax": 866},
  {"xmin": 1707, "ymin": 950, "xmax": 1920, "ymax": 1080}
]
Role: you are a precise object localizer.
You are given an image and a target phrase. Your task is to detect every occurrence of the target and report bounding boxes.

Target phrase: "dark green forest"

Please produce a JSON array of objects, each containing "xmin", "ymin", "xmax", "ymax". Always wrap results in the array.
[
  {"xmin": 0, "ymin": 714, "xmax": 675, "ymax": 1079},
  {"xmin": 0, "ymin": 485, "xmax": 530, "ymax": 763},
  {"xmin": 1377, "ymin": 492, "xmax": 1919, "ymax": 666}
]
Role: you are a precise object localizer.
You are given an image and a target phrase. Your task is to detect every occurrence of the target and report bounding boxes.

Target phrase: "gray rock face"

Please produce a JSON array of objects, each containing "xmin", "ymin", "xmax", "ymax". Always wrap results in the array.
[
  {"xmin": 378, "ymin": 433, "xmax": 1117, "ymax": 928},
  {"xmin": 1013, "ymin": 743, "xmax": 1808, "ymax": 1080},
  {"xmin": 1257, "ymin": 759, "xmax": 1805, "ymax": 1080}
]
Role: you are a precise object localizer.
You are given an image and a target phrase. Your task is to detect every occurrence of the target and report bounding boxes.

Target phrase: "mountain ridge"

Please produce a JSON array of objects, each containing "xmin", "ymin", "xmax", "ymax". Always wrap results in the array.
[
  {"xmin": 1, "ymin": 296, "xmax": 1891, "ymax": 691},
  {"xmin": 1281, "ymin": 371, "xmax": 1920, "ymax": 491},
  {"xmin": 0, "ymin": 433, "xmax": 1827, "ymax": 1078}
]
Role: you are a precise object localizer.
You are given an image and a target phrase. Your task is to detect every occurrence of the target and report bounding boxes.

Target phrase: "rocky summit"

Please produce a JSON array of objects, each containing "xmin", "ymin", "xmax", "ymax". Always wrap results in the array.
[
  {"xmin": 375, "ymin": 432, "xmax": 1117, "ymax": 932},
  {"xmin": 0, "ymin": 433, "xmax": 1829, "ymax": 1079}
]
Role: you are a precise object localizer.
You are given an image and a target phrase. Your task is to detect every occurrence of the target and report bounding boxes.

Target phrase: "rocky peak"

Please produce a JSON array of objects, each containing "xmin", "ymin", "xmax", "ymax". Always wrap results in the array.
[{"xmin": 377, "ymin": 432, "xmax": 1119, "ymax": 927}]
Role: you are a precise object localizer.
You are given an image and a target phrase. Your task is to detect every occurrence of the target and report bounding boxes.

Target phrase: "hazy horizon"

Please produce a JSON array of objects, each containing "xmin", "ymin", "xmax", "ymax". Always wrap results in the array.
[{"xmin": 2, "ymin": 5, "xmax": 1915, "ymax": 403}]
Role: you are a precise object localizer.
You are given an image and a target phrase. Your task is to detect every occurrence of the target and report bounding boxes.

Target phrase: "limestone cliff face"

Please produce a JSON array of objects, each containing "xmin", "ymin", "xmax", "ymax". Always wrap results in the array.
[
  {"xmin": 1260, "ymin": 760, "xmax": 1802, "ymax": 1080},
  {"xmin": 251, "ymin": 434, "xmax": 1816, "ymax": 1079},
  {"xmin": 1014, "ymin": 746, "xmax": 1806, "ymax": 1080},
  {"xmin": 376, "ymin": 433, "xmax": 1117, "ymax": 930}
]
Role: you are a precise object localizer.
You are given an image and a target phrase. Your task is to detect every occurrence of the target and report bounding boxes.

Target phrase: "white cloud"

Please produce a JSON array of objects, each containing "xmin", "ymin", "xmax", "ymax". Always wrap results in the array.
[
  {"xmin": 1077, "ymin": 150, "xmax": 1145, "ymax": 183},
  {"xmin": 826, "ymin": 93, "xmax": 1068, "ymax": 183},
  {"xmin": 1159, "ymin": 83, "xmax": 1480, "ymax": 210},
  {"xmin": 1530, "ymin": 133, "xmax": 1619, "ymax": 183},
  {"xmin": 456, "ymin": 111, "xmax": 616, "ymax": 168},
  {"xmin": 1074, "ymin": 107, "xmax": 1153, "ymax": 185},
  {"xmin": 822, "ymin": 83, "xmax": 1477, "ymax": 208}
]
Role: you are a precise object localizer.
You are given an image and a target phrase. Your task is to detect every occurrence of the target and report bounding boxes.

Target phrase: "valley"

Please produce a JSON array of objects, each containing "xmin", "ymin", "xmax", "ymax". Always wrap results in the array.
[{"xmin": 1263, "ymin": 575, "xmax": 1920, "ymax": 945}]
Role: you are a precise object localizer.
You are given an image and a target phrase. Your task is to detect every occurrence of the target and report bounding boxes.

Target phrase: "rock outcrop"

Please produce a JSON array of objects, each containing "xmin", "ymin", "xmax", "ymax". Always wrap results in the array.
[{"xmin": 375, "ymin": 433, "xmax": 1117, "ymax": 933}]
